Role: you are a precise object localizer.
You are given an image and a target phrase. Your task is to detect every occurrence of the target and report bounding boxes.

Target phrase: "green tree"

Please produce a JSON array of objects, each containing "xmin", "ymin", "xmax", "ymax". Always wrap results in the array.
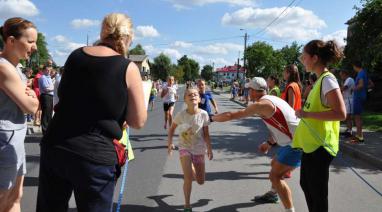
[
  {"xmin": 129, "ymin": 44, "xmax": 146, "ymax": 55},
  {"xmin": 169, "ymin": 64, "xmax": 184, "ymax": 83},
  {"xmin": 177, "ymin": 55, "xmax": 200, "ymax": 81},
  {"xmin": 344, "ymin": 0, "xmax": 382, "ymax": 73},
  {"xmin": 151, "ymin": 53, "xmax": 172, "ymax": 81},
  {"xmin": 36, "ymin": 32, "xmax": 50, "ymax": 66},
  {"xmin": 278, "ymin": 42, "xmax": 302, "ymax": 65},
  {"xmin": 201, "ymin": 65, "xmax": 213, "ymax": 81},
  {"xmin": 245, "ymin": 41, "xmax": 276, "ymax": 78}
]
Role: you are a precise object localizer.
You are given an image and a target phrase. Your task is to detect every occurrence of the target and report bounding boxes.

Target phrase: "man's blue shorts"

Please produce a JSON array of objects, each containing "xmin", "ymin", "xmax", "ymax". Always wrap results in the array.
[
  {"xmin": 353, "ymin": 98, "xmax": 365, "ymax": 115},
  {"xmin": 276, "ymin": 145, "xmax": 302, "ymax": 167}
]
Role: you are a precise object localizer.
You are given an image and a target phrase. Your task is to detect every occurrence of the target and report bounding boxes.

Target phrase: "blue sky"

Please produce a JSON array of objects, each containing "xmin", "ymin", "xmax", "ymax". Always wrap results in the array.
[{"xmin": 0, "ymin": 0, "xmax": 361, "ymax": 67}]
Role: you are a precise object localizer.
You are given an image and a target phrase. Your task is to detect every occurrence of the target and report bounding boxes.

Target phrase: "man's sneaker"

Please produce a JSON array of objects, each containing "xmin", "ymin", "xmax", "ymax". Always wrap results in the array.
[
  {"xmin": 347, "ymin": 136, "xmax": 365, "ymax": 145},
  {"xmin": 340, "ymin": 130, "xmax": 352, "ymax": 138},
  {"xmin": 254, "ymin": 191, "xmax": 278, "ymax": 203}
]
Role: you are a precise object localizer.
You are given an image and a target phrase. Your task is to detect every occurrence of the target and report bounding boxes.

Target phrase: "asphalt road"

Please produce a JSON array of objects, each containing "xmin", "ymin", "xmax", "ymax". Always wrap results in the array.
[{"xmin": 22, "ymin": 85, "xmax": 382, "ymax": 211}]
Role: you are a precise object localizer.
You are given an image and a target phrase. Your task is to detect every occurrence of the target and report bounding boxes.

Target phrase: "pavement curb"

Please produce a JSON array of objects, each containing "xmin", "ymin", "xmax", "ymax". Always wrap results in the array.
[
  {"xmin": 212, "ymin": 90, "xmax": 382, "ymax": 170},
  {"xmin": 340, "ymin": 142, "xmax": 382, "ymax": 170}
]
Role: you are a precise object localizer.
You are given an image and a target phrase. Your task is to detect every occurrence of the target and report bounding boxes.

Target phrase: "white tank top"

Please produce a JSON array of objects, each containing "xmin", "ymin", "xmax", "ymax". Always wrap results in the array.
[
  {"xmin": 0, "ymin": 58, "xmax": 27, "ymax": 130},
  {"xmin": 163, "ymin": 84, "xmax": 177, "ymax": 103},
  {"xmin": 260, "ymin": 95, "xmax": 300, "ymax": 146}
]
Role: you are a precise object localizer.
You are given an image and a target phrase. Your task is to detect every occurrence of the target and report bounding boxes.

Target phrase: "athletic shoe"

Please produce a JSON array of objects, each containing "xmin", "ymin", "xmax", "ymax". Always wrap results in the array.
[
  {"xmin": 254, "ymin": 191, "xmax": 279, "ymax": 203},
  {"xmin": 184, "ymin": 208, "xmax": 192, "ymax": 212},
  {"xmin": 347, "ymin": 136, "xmax": 365, "ymax": 145}
]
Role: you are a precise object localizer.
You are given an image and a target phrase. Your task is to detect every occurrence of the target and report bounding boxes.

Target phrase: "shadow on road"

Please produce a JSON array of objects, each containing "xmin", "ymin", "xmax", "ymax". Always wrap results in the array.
[
  {"xmin": 134, "ymin": 145, "xmax": 168, "ymax": 152},
  {"xmin": 108, "ymin": 194, "xmax": 265, "ymax": 212},
  {"xmin": 163, "ymin": 171, "xmax": 269, "ymax": 181}
]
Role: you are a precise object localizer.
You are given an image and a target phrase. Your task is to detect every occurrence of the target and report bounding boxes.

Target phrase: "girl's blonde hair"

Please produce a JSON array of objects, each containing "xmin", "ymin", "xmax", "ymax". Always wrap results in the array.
[{"xmin": 100, "ymin": 13, "xmax": 134, "ymax": 57}]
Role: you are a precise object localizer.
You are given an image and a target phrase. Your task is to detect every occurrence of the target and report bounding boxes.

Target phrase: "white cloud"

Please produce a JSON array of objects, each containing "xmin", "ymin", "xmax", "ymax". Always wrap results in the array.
[
  {"xmin": 322, "ymin": 29, "xmax": 347, "ymax": 47},
  {"xmin": 194, "ymin": 42, "xmax": 242, "ymax": 55},
  {"xmin": 163, "ymin": 48, "xmax": 182, "ymax": 60},
  {"xmin": 135, "ymin": 25, "xmax": 160, "ymax": 38},
  {"xmin": 143, "ymin": 43, "xmax": 237, "ymax": 68},
  {"xmin": 222, "ymin": 6, "xmax": 327, "ymax": 41},
  {"xmin": 51, "ymin": 35, "xmax": 86, "ymax": 65},
  {"xmin": 0, "ymin": 0, "xmax": 38, "ymax": 19},
  {"xmin": 71, "ymin": 19, "xmax": 100, "ymax": 29},
  {"xmin": 172, "ymin": 41, "xmax": 193, "ymax": 48},
  {"xmin": 166, "ymin": 0, "xmax": 256, "ymax": 10}
]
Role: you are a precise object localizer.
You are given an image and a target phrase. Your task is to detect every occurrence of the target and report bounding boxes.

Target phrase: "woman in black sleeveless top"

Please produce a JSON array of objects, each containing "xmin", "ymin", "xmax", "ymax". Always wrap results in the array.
[{"xmin": 37, "ymin": 13, "xmax": 147, "ymax": 212}]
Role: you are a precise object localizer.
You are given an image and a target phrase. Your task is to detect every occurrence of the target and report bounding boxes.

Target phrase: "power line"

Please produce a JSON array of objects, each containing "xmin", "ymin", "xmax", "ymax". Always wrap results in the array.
[{"xmin": 252, "ymin": 0, "xmax": 298, "ymax": 37}]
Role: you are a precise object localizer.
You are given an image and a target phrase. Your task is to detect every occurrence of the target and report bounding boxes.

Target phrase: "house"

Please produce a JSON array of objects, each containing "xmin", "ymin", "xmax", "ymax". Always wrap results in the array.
[
  {"xmin": 127, "ymin": 55, "xmax": 150, "ymax": 77},
  {"xmin": 213, "ymin": 65, "xmax": 245, "ymax": 83}
]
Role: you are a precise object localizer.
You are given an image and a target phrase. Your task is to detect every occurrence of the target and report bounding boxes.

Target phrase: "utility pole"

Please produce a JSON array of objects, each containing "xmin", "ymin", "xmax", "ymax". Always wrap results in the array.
[
  {"xmin": 86, "ymin": 33, "xmax": 89, "ymax": 46},
  {"xmin": 240, "ymin": 29, "xmax": 248, "ymax": 77},
  {"xmin": 237, "ymin": 51, "xmax": 240, "ymax": 80},
  {"xmin": 243, "ymin": 32, "xmax": 248, "ymax": 77}
]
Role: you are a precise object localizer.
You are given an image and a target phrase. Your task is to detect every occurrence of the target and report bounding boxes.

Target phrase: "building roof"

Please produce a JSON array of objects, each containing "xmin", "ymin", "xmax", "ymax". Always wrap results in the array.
[
  {"xmin": 127, "ymin": 55, "xmax": 148, "ymax": 62},
  {"xmin": 216, "ymin": 65, "xmax": 245, "ymax": 73}
]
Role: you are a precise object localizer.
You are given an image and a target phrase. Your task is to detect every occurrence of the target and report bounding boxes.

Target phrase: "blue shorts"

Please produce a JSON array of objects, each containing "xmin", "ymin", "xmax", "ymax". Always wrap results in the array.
[
  {"xmin": 353, "ymin": 98, "xmax": 365, "ymax": 115},
  {"xmin": 276, "ymin": 145, "xmax": 302, "ymax": 167},
  {"xmin": 149, "ymin": 96, "xmax": 155, "ymax": 102}
]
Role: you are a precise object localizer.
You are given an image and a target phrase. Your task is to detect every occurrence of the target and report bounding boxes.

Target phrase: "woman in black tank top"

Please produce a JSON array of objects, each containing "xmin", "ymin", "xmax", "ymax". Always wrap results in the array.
[{"xmin": 37, "ymin": 13, "xmax": 147, "ymax": 212}]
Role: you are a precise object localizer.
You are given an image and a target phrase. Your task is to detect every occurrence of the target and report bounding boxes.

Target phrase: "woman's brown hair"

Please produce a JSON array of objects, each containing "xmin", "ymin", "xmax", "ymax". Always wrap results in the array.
[
  {"xmin": 0, "ymin": 17, "xmax": 36, "ymax": 41},
  {"xmin": 285, "ymin": 64, "xmax": 301, "ymax": 88},
  {"xmin": 303, "ymin": 39, "xmax": 343, "ymax": 66}
]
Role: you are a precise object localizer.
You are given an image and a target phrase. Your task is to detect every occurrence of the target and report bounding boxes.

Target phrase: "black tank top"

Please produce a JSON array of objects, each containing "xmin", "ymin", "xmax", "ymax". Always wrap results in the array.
[{"xmin": 41, "ymin": 47, "xmax": 130, "ymax": 165}]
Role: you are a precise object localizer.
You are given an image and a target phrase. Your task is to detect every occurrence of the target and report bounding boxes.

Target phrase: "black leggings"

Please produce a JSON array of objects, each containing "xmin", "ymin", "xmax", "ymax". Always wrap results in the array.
[{"xmin": 300, "ymin": 147, "xmax": 334, "ymax": 212}]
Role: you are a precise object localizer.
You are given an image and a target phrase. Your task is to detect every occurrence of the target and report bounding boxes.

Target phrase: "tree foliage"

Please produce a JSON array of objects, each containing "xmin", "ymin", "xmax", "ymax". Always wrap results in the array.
[
  {"xmin": 169, "ymin": 64, "xmax": 184, "ymax": 83},
  {"xmin": 244, "ymin": 41, "xmax": 304, "ymax": 79},
  {"xmin": 245, "ymin": 41, "xmax": 278, "ymax": 78},
  {"xmin": 36, "ymin": 32, "xmax": 50, "ymax": 66},
  {"xmin": 151, "ymin": 53, "xmax": 172, "ymax": 81},
  {"xmin": 201, "ymin": 65, "xmax": 213, "ymax": 81},
  {"xmin": 344, "ymin": 0, "xmax": 382, "ymax": 73},
  {"xmin": 177, "ymin": 55, "xmax": 200, "ymax": 81},
  {"xmin": 129, "ymin": 44, "xmax": 146, "ymax": 55}
]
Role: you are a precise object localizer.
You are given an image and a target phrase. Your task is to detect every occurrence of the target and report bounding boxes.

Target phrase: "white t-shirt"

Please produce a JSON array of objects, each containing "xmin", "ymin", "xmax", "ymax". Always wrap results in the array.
[
  {"xmin": 173, "ymin": 109, "xmax": 210, "ymax": 154},
  {"xmin": 321, "ymin": 75, "xmax": 340, "ymax": 106},
  {"xmin": 343, "ymin": 77, "xmax": 355, "ymax": 100},
  {"xmin": 162, "ymin": 84, "xmax": 177, "ymax": 103}
]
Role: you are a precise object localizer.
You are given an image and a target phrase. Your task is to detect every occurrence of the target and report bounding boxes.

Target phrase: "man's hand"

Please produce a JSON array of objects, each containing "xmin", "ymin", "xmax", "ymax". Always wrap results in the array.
[
  {"xmin": 207, "ymin": 148, "xmax": 213, "ymax": 160},
  {"xmin": 258, "ymin": 142, "xmax": 271, "ymax": 154}
]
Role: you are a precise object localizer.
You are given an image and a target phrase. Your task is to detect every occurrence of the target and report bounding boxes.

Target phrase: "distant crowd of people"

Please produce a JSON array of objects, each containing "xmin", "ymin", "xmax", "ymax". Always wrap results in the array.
[{"xmin": 0, "ymin": 12, "xmax": 375, "ymax": 212}]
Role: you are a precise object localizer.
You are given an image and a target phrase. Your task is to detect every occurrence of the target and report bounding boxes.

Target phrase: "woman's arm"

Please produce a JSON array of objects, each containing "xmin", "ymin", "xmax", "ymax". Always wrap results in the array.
[
  {"xmin": 125, "ymin": 62, "xmax": 147, "ymax": 129},
  {"xmin": 297, "ymin": 88, "xmax": 346, "ymax": 121},
  {"xmin": 287, "ymin": 87, "xmax": 295, "ymax": 108},
  {"xmin": 0, "ymin": 64, "xmax": 39, "ymax": 114}
]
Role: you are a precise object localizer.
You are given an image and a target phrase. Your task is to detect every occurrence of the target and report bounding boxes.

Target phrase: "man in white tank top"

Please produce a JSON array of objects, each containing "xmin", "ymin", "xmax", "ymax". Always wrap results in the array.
[{"xmin": 212, "ymin": 77, "xmax": 301, "ymax": 212}]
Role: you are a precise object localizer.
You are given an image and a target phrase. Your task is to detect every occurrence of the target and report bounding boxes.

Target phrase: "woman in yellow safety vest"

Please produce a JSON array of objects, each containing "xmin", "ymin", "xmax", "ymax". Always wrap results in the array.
[{"xmin": 293, "ymin": 39, "xmax": 346, "ymax": 212}]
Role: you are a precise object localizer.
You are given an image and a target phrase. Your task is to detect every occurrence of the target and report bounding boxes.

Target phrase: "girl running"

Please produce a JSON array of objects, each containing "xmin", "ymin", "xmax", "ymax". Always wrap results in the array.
[
  {"xmin": 167, "ymin": 88, "xmax": 213, "ymax": 212},
  {"xmin": 161, "ymin": 76, "xmax": 177, "ymax": 129}
]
